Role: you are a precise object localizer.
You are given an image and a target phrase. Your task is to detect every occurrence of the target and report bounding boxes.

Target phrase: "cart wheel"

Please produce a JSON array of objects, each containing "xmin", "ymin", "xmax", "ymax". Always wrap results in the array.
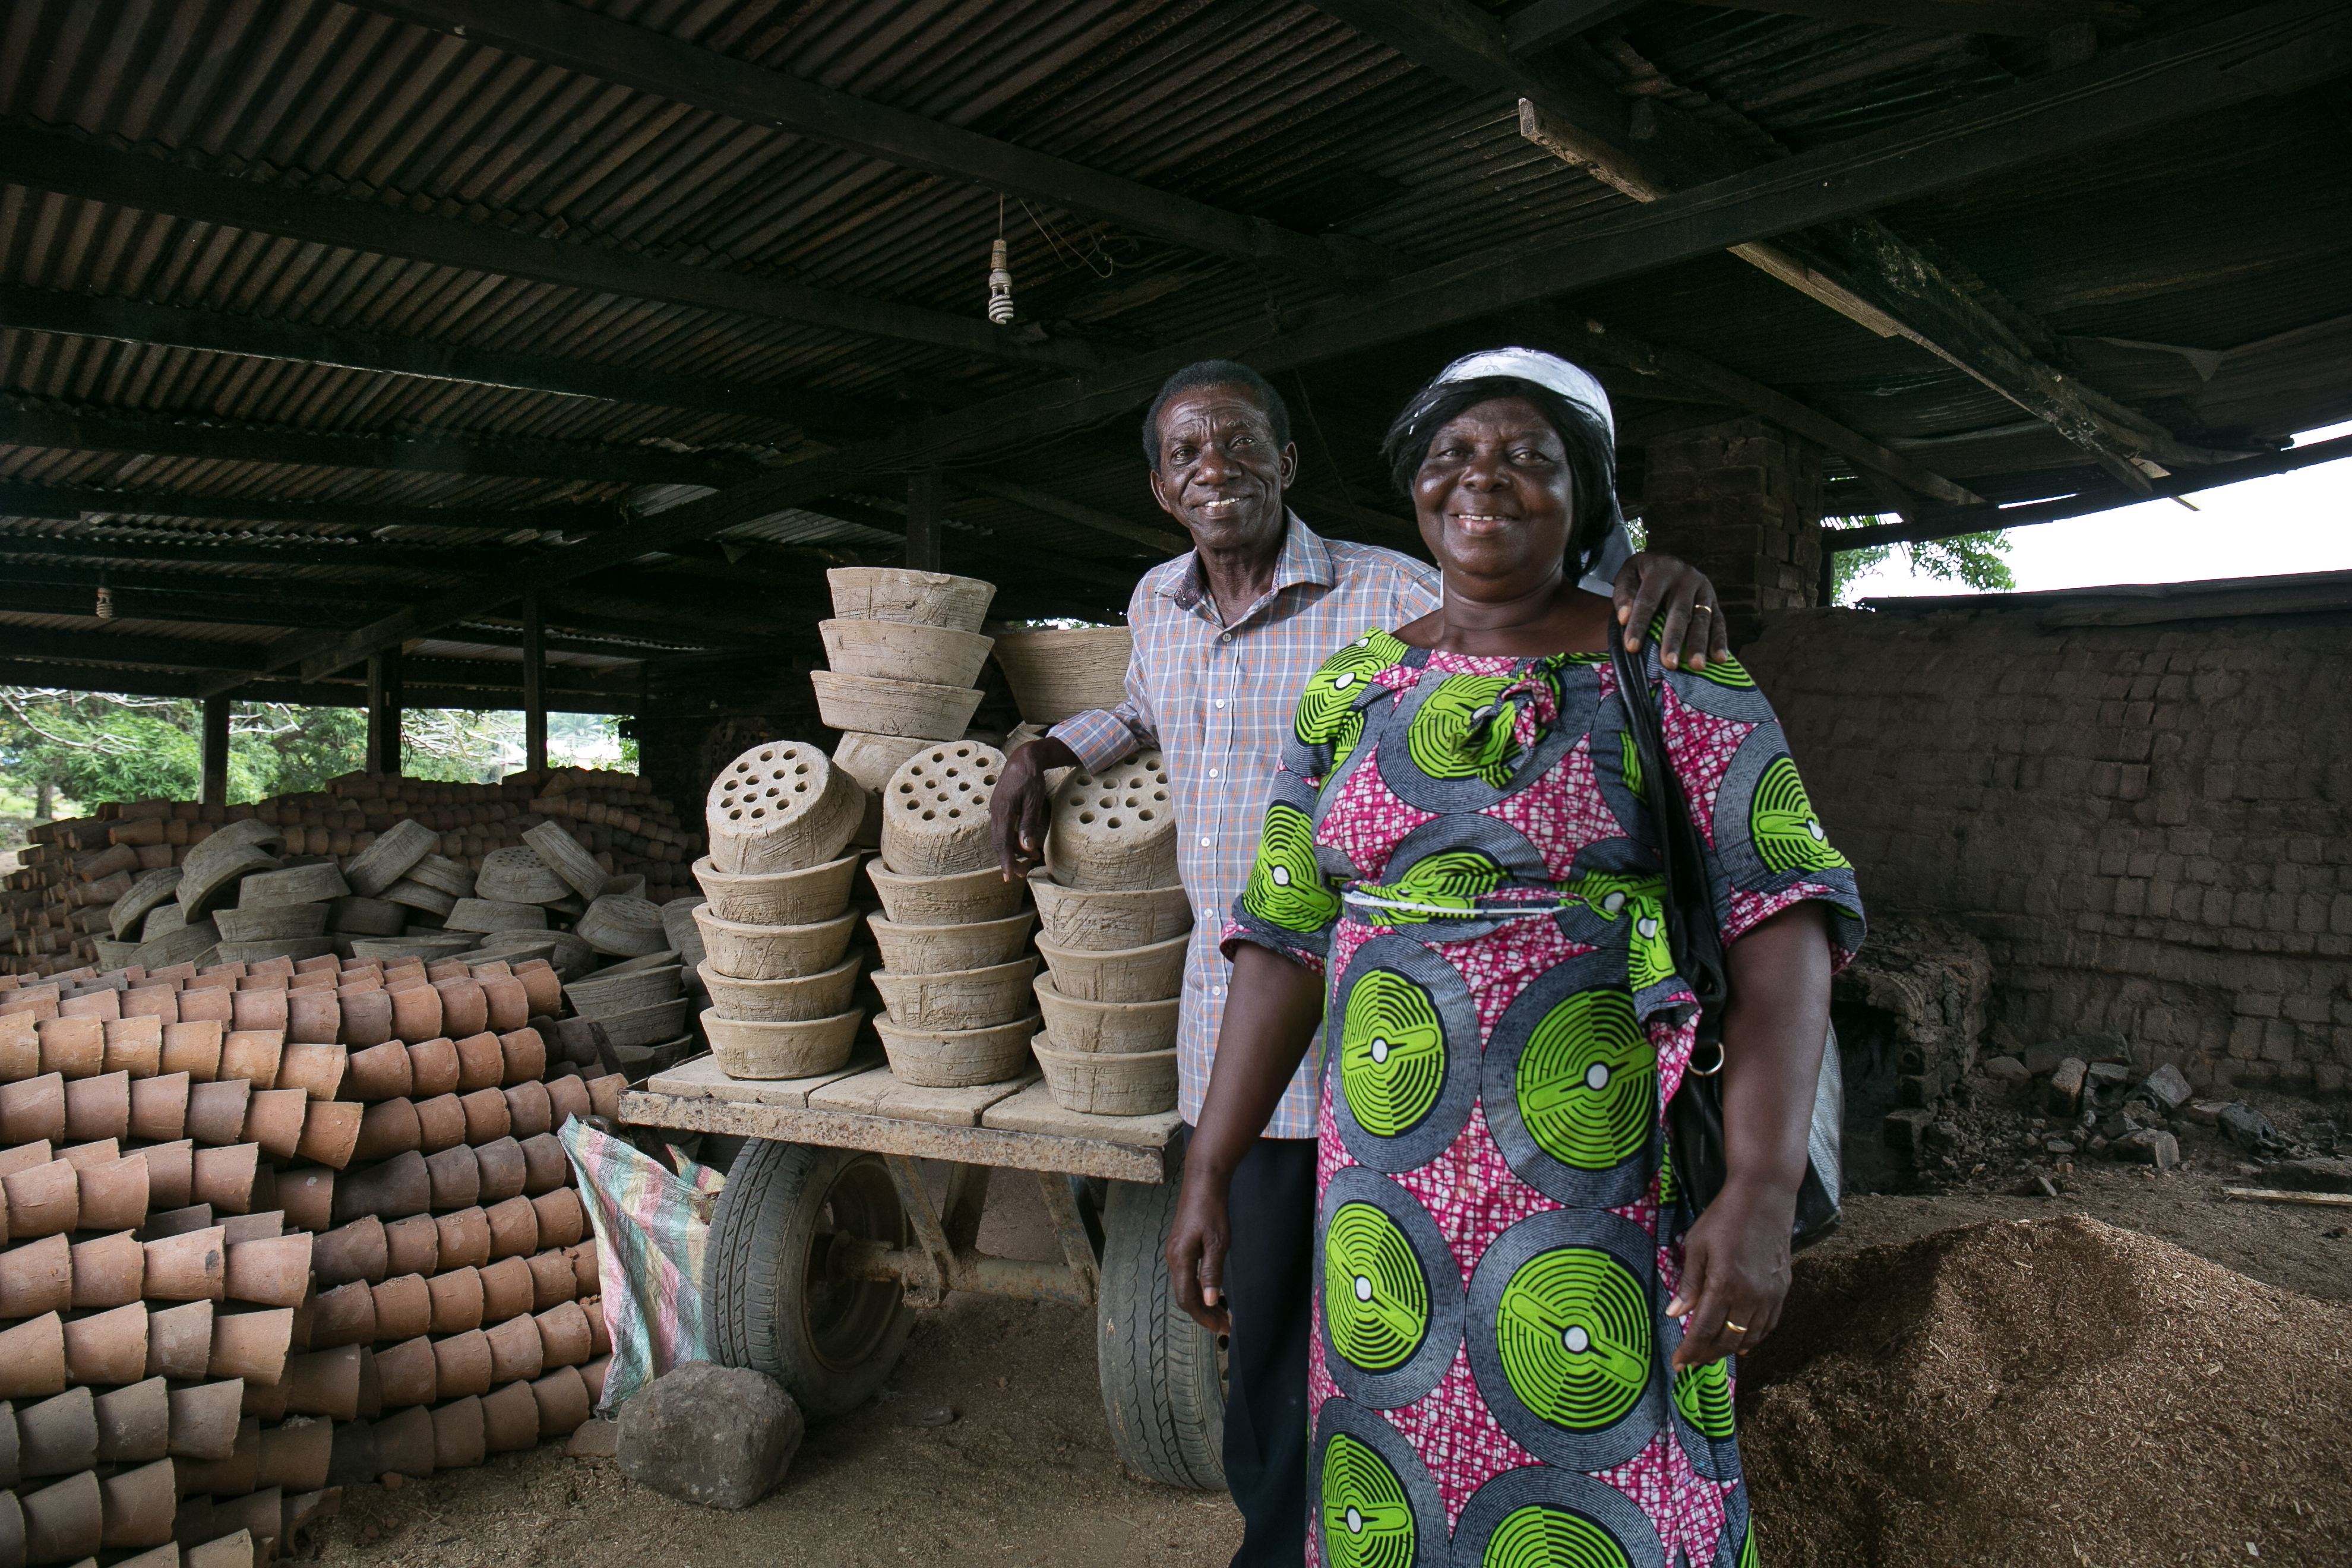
[
  {"xmin": 1096, "ymin": 1161, "xmax": 1226, "ymax": 1490},
  {"xmin": 705, "ymin": 1139, "xmax": 914, "ymax": 1420}
]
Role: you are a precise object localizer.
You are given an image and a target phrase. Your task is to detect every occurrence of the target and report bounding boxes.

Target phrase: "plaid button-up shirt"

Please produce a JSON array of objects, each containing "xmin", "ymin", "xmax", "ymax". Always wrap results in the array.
[{"xmin": 1049, "ymin": 511, "xmax": 1631, "ymax": 1137}]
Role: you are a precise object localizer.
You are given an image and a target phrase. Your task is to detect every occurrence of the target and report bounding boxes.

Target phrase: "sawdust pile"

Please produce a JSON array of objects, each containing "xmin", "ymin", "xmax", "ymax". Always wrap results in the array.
[{"xmin": 1738, "ymin": 1215, "xmax": 2352, "ymax": 1567}]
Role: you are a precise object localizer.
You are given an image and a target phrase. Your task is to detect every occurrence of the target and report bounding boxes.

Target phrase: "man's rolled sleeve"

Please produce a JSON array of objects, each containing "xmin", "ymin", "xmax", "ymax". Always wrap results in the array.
[{"xmin": 1047, "ymin": 705, "xmax": 1149, "ymax": 773}]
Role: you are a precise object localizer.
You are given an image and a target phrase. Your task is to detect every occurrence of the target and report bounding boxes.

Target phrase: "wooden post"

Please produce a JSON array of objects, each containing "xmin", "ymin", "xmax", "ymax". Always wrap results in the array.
[
  {"xmin": 905, "ymin": 467, "xmax": 941, "ymax": 572},
  {"xmin": 199, "ymin": 694, "xmax": 231, "ymax": 807},
  {"xmin": 366, "ymin": 649, "xmax": 403, "ymax": 776},
  {"xmin": 522, "ymin": 587, "xmax": 548, "ymax": 775}
]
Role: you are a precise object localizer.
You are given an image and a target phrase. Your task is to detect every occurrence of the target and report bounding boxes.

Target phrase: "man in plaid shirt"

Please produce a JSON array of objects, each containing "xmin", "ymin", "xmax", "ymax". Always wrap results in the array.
[{"xmin": 990, "ymin": 360, "xmax": 1725, "ymax": 1565}]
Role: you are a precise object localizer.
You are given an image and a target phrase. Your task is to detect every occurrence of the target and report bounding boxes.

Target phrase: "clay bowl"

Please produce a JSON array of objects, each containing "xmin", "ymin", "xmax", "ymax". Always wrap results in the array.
[
  {"xmin": 1031, "ymin": 972, "xmax": 1179, "ymax": 1055},
  {"xmin": 830, "ymin": 731, "xmax": 930, "ymax": 795},
  {"xmin": 819, "ymin": 618, "xmax": 995, "ymax": 686},
  {"xmin": 1034, "ymin": 932, "xmax": 1187, "ymax": 1003},
  {"xmin": 699, "ymin": 956, "xmax": 860, "ymax": 1024},
  {"xmin": 1026, "ymin": 872, "xmax": 1194, "ymax": 953},
  {"xmin": 871, "ymin": 957, "xmax": 1037, "ymax": 1033},
  {"xmin": 691, "ymin": 852, "xmax": 856, "ymax": 930},
  {"xmin": 703, "ymin": 1009, "xmax": 864, "ymax": 1082},
  {"xmin": 874, "ymin": 1012, "xmax": 1039, "ymax": 1089},
  {"xmin": 532, "ymin": 1364, "xmax": 592, "ymax": 1437},
  {"xmin": 865, "ymin": 864, "xmax": 1027, "ymax": 929},
  {"xmin": 1045, "ymin": 754, "xmax": 1180, "ymax": 891},
  {"xmin": 590, "ymin": 997, "xmax": 692, "ymax": 1049},
  {"xmin": 825, "ymin": 566, "xmax": 995, "ymax": 631},
  {"xmin": 563, "ymin": 965, "xmax": 682, "ymax": 1017},
  {"xmin": 693, "ymin": 906, "xmax": 859, "ymax": 982},
  {"xmin": 810, "ymin": 671, "xmax": 984, "ymax": 742},
  {"xmin": 989, "ymin": 625, "xmax": 1134, "ymax": 725},
  {"xmin": 865, "ymin": 909, "xmax": 1034, "ymax": 976}
]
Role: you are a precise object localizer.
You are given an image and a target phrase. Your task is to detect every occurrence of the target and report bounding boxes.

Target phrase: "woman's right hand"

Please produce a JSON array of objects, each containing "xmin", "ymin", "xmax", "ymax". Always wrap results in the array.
[{"xmin": 1165, "ymin": 1162, "xmax": 1234, "ymax": 1335}]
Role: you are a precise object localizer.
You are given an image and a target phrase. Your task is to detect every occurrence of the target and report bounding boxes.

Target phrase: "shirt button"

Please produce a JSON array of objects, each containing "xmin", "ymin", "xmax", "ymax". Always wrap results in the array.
[
  {"xmin": 1215, "ymin": 699, "xmax": 1227, "ymax": 709},
  {"xmin": 1219, "ymin": 632, "xmax": 1232, "ymax": 643},
  {"xmin": 1212, "ymin": 987, "xmax": 1225, "ymax": 998},
  {"xmin": 1207, "ymin": 768, "xmax": 1218, "ymax": 779},
  {"xmin": 1199, "ymin": 837, "xmax": 1212, "ymax": 848}
]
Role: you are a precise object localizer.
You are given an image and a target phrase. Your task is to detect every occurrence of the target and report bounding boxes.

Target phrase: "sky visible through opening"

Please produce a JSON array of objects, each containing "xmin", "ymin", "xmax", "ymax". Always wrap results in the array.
[{"xmin": 1838, "ymin": 416, "xmax": 2352, "ymax": 599}]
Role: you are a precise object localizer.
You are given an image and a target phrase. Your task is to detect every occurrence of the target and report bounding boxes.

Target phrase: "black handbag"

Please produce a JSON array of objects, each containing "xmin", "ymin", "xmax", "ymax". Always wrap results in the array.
[{"xmin": 1608, "ymin": 632, "xmax": 1844, "ymax": 1250}]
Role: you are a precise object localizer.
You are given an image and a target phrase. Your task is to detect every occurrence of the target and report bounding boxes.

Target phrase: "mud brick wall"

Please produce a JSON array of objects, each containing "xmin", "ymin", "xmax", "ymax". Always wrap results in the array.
[
  {"xmin": 1744, "ymin": 598, "xmax": 2351, "ymax": 1096},
  {"xmin": 1643, "ymin": 416, "xmax": 1826, "ymax": 644}
]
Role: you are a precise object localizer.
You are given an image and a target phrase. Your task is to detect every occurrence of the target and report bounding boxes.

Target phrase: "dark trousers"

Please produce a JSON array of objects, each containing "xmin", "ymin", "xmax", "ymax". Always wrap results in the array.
[{"xmin": 1219, "ymin": 1134, "xmax": 1318, "ymax": 1567}]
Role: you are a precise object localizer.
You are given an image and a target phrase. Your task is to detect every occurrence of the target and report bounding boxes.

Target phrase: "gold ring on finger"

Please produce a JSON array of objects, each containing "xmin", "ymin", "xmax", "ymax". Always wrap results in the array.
[
  {"xmin": 1691, "ymin": 605, "xmax": 1714, "ymax": 617},
  {"xmin": 1722, "ymin": 1320, "xmax": 1748, "ymax": 1334}
]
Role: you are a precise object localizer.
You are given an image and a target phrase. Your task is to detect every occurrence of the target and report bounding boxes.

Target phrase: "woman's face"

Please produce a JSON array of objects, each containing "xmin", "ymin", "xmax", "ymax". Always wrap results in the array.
[{"xmin": 1411, "ymin": 396, "xmax": 1575, "ymax": 596}]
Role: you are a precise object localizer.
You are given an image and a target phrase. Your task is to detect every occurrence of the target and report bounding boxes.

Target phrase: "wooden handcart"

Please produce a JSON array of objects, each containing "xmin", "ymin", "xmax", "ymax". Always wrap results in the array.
[{"xmin": 620, "ymin": 1054, "xmax": 1225, "ymax": 1489}]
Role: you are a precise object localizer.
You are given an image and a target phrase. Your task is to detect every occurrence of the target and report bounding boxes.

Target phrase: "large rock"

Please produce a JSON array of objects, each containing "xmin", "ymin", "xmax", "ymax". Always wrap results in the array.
[{"xmin": 616, "ymin": 1362, "xmax": 802, "ymax": 1510}]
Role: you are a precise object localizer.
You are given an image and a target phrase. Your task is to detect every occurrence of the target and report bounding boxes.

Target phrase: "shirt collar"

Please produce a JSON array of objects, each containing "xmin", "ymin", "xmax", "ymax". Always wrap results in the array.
[{"xmin": 1161, "ymin": 510, "xmax": 1336, "ymax": 618}]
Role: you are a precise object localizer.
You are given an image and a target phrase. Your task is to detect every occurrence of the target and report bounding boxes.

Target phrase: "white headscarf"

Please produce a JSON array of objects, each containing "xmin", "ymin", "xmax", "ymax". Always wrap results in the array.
[{"xmin": 1430, "ymin": 347, "xmax": 1614, "ymax": 441}]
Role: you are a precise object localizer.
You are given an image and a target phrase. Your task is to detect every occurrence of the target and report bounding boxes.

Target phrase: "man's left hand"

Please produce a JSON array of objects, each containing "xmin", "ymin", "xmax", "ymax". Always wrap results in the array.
[{"xmin": 1613, "ymin": 551, "xmax": 1730, "ymax": 671}]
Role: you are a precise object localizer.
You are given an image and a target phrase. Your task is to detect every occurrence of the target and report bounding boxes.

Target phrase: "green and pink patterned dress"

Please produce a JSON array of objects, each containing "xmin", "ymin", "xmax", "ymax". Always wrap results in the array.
[{"xmin": 1223, "ymin": 630, "xmax": 1864, "ymax": 1568}]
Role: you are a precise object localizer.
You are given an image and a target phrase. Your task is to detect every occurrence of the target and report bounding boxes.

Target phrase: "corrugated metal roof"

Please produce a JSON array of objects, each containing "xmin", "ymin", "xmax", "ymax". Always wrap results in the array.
[{"xmin": 0, "ymin": 0, "xmax": 2338, "ymax": 693}]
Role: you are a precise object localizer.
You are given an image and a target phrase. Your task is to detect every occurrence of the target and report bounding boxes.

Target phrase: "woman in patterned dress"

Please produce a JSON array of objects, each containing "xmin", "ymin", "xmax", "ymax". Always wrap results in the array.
[{"xmin": 1166, "ymin": 348, "xmax": 1866, "ymax": 1567}]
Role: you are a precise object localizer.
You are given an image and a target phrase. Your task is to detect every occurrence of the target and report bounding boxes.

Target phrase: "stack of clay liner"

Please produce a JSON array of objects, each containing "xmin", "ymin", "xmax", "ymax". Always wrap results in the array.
[
  {"xmin": 691, "ymin": 741, "xmax": 866, "ymax": 1080},
  {"xmin": 863, "ymin": 743, "xmax": 1038, "ymax": 1089},
  {"xmin": 0, "ymin": 943, "xmax": 631, "ymax": 1567},
  {"xmin": 1028, "ymin": 755, "xmax": 1188, "ymax": 1115},
  {"xmin": 814, "ymin": 568, "xmax": 998, "ymax": 846}
]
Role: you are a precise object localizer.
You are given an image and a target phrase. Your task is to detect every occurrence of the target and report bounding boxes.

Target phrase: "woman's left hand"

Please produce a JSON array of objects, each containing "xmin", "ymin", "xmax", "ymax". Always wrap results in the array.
[
  {"xmin": 1613, "ymin": 550, "xmax": 1728, "ymax": 672},
  {"xmin": 1666, "ymin": 1178, "xmax": 1795, "ymax": 1368}
]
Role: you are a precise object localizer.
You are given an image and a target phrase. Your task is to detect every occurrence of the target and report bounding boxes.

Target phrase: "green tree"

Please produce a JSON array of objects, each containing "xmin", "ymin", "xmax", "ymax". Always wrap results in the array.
[{"xmin": 1825, "ymin": 523, "xmax": 2015, "ymax": 604}]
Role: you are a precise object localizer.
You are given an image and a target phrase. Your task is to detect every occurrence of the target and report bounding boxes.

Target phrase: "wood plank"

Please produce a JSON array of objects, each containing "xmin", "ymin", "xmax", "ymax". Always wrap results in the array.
[
  {"xmin": 982, "ymin": 1079, "xmax": 1186, "ymax": 1146},
  {"xmin": 805, "ymin": 1067, "xmax": 1039, "ymax": 1126},
  {"xmin": 646, "ymin": 1049, "xmax": 881, "ymax": 1108},
  {"xmin": 616, "ymin": 1089, "xmax": 1175, "ymax": 1183},
  {"xmin": 1701, "ymin": 1, "xmax": 2138, "ymax": 39}
]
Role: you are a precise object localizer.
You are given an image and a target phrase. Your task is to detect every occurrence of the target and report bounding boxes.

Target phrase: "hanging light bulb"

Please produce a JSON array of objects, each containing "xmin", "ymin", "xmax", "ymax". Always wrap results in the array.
[
  {"xmin": 94, "ymin": 584, "xmax": 115, "ymax": 619},
  {"xmin": 987, "ymin": 236, "xmax": 1015, "ymax": 325}
]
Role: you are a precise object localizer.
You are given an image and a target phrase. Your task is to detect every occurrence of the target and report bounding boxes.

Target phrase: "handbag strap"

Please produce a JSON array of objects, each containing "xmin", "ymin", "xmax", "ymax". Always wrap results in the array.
[{"xmin": 1607, "ymin": 630, "xmax": 1729, "ymax": 1055}]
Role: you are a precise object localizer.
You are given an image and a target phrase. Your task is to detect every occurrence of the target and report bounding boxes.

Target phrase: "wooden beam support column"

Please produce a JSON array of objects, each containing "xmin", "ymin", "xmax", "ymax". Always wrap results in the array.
[
  {"xmin": 523, "ymin": 589, "xmax": 548, "ymax": 776},
  {"xmin": 905, "ymin": 469, "xmax": 943, "ymax": 573},
  {"xmin": 366, "ymin": 650, "xmax": 404, "ymax": 776},
  {"xmin": 200, "ymin": 696, "xmax": 232, "ymax": 808}
]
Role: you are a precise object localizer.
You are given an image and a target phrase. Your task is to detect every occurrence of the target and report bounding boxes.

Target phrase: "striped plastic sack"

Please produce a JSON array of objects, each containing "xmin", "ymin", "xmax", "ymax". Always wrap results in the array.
[{"xmin": 560, "ymin": 1117, "xmax": 716, "ymax": 1412}]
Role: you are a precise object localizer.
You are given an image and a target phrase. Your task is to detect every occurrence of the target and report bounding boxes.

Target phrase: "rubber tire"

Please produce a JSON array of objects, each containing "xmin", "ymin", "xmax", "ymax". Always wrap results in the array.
[
  {"xmin": 704, "ymin": 1139, "xmax": 915, "ymax": 1420},
  {"xmin": 1096, "ymin": 1161, "xmax": 1227, "ymax": 1490}
]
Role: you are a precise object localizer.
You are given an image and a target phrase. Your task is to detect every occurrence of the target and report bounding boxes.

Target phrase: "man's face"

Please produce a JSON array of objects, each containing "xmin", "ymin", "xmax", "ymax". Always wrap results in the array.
[{"xmin": 1146, "ymin": 383, "xmax": 1299, "ymax": 555}]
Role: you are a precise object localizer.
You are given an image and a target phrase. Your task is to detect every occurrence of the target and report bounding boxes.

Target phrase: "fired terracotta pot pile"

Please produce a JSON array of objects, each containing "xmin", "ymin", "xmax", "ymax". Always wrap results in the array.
[
  {"xmin": 11, "ymin": 767, "xmax": 706, "ymax": 986},
  {"xmin": 0, "ymin": 944, "xmax": 628, "ymax": 1565}
]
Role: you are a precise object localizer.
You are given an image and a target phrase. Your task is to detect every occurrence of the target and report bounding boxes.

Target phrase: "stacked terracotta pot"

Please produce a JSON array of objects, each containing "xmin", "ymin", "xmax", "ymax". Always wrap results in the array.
[
  {"xmin": 1027, "ymin": 757, "xmax": 1188, "ymax": 1116},
  {"xmin": 864, "ymin": 742, "xmax": 1039, "ymax": 1089},
  {"xmin": 690, "ymin": 741, "xmax": 867, "ymax": 1082},
  {"xmin": 0, "ymin": 943, "xmax": 626, "ymax": 1564}
]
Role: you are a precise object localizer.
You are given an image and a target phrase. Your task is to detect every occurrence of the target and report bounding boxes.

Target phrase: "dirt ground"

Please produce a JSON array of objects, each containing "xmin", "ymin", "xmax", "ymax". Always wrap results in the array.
[{"xmin": 304, "ymin": 1133, "xmax": 2350, "ymax": 1568}]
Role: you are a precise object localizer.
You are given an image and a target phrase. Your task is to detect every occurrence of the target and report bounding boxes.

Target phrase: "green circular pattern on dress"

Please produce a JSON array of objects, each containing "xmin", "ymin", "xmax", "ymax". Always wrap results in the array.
[
  {"xmin": 1516, "ymin": 987, "xmax": 1656, "ymax": 1172},
  {"xmin": 1341, "ymin": 970, "xmax": 1447, "ymax": 1138},
  {"xmin": 1625, "ymin": 897, "xmax": 1677, "ymax": 995},
  {"xmin": 1319, "ymin": 1432, "xmax": 1417, "ymax": 1568},
  {"xmin": 1750, "ymin": 755, "xmax": 1850, "ymax": 876},
  {"xmin": 1297, "ymin": 631, "xmax": 1409, "ymax": 772},
  {"xmin": 1673, "ymin": 1358, "xmax": 1736, "ymax": 1441},
  {"xmin": 1325, "ymin": 1201, "xmax": 1431, "ymax": 1374},
  {"xmin": 1484, "ymin": 1504, "xmax": 1637, "ymax": 1568},
  {"xmin": 1363, "ymin": 847, "xmax": 1510, "ymax": 924},
  {"xmin": 1495, "ymin": 1248, "xmax": 1652, "ymax": 1433},
  {"xmin": 1403, "ymin": 675, "xmax": 1521, "ymax": 788},
  {"xmin": 1241, "ymin": 800, "xmax": 1340, "ymax": 933}
]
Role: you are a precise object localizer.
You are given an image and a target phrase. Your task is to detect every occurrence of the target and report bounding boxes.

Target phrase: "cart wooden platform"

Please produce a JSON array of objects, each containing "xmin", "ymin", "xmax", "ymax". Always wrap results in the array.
[{"xmin": 621, "ymin": 1052, "xmax": 1225, "ymax": 1490}]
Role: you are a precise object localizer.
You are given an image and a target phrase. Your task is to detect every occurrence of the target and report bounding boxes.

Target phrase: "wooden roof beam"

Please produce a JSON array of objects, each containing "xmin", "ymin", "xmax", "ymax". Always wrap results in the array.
[
  {"xmin": 1696, "ymin": 2, "xmax": 2138, "ymax": 39},
  {"xmin": 344, "ymin": 0, "xmax": 1389, "ymax": 285},
  {"xmin": 0, "ymin": 402, "xmax": 758, "ymax": 488},
  {"xmin": 0, "ymin": 286, "xmax": 893, "ymax": 435},
  {"xmin": 225, "ymin": 0, "xmax": 2349, "ymax": 691},
  {"xmin": 1315, "ymin": 0, "xmax": 2278, "ymax": 492},
  {"xmin": 0, "ymin": 532, "xmax": 529, "ymax": 574},
  {"xmin": 0, "ymin": 479, "xmax": 617, "ymax": 536},
  {"xmin": 0, "ymin": 125, "xmax": 1092, "ymax": 371}
]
